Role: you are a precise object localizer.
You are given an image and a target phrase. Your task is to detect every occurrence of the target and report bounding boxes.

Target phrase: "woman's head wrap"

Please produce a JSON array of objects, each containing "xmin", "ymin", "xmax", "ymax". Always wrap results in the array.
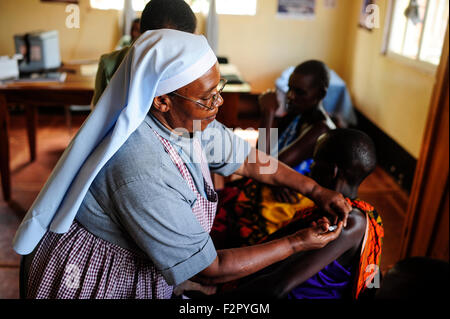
[{"xmin": 13, "ymin": 29, "xmax": 217, "ymax": 254}]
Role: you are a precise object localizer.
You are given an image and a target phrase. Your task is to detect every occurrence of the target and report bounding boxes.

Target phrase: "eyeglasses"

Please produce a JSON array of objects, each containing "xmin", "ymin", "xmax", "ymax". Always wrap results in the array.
[{"xmin": 170, "ymin": 78, "xmax": 228, "ymax": 111}]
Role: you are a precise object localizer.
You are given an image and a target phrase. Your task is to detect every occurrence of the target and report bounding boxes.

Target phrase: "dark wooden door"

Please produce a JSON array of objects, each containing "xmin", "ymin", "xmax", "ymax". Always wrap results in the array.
[{"xmin": 400, "ymin": 25, "xmax": 449, "ymax": 261}]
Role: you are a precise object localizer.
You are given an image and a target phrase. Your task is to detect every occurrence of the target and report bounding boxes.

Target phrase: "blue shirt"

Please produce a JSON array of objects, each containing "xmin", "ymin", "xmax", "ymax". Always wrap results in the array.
[{"xmin": 75, "ymin": 114, "xmax": 251, "ymax": 286}]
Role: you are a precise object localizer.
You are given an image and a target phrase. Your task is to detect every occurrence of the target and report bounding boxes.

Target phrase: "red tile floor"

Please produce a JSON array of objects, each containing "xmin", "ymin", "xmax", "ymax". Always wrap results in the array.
[{"xmin": 0, "ymin": 112, "xmax": 409, "ymax": 298}]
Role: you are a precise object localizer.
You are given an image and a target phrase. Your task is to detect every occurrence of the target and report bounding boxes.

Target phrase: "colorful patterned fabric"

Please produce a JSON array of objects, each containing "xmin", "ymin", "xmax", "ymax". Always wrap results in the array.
[
  {"xmin": 210, "ymin": 178, "xmax": 315, "ymax": 248},
  {"xmin": 26, "ymin": 130, "xmax": 217, "ymax": 299},
  {"xmin": 349, "ymin": 199, "xmax": 384, "ymax": 299},
  {"xmin": 210, "ymin": 178, "xmax": 264, "ymax": 248},
  {"xmin": 259, "ymin": 184, "xmax": 315, "ymax": 236},
  {"xmin": 212, "ymin": 193, "xmax": 383, "ymax": 299}
]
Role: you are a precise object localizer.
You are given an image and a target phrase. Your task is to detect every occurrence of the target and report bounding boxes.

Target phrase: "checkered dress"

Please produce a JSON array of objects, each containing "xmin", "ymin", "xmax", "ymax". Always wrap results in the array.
[{"xmin": 26, "ymin": 130, "xmax": 218, "ymax": 299}]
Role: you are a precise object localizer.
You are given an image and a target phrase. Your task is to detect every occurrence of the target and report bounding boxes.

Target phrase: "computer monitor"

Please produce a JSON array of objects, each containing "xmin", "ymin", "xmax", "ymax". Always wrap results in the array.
[{"xmin": 14, "ymin": 30, "xmax": 61, "ymax": 74}]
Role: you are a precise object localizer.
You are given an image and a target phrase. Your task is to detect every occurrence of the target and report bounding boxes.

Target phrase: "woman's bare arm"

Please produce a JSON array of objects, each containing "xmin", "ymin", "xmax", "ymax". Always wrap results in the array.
[
  {"xmin": 220, "ymin": 209, "xmax": 367, "ymax": 298},
  {"xmin": 190, "ymin": 219, "xmax": 344, "ymax": 285}
]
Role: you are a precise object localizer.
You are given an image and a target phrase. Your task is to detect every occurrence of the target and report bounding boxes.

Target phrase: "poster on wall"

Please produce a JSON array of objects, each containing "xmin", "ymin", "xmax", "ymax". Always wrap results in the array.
[{"xmin": 277, "ymin": 0, "xmax": 316, "ymax": 19}]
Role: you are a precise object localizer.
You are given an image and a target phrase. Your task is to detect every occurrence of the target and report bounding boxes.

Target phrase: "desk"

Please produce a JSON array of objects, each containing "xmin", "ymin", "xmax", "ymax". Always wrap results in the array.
[
  {"xmin": 0, "ymin": 67, "xmax": 94, "ymax": 201},
  {"xmin": 0, "ymin": 64, "xmax": 250, "ymax": 201},
  {"xmin": 216, "ymin": 64, "xmax": 251, "ymax": 128}
]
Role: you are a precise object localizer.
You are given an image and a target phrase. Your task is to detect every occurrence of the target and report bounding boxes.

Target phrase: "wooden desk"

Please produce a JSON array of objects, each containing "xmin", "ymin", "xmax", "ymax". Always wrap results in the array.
[
  {"xmin": 0, "ymin": 65, "xmax": 250, "ymax": 201},
  {"xmin": 217, "ymin": 64, "xmax": 252, "ymax": 127},
  {"xmin": 0, "ymin": 69, "xmax": 94, "ymax": 201}
]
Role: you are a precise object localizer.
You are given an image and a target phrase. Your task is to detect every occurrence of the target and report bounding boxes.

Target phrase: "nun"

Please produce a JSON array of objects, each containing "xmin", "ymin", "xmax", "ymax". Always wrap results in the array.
[{"xmin": 13, "ymin": 29, "xmax": 351, "ymax": 299}]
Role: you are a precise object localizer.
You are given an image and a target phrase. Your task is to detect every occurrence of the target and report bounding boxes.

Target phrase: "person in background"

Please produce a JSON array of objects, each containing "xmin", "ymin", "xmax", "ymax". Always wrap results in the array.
[
  {"xmin": 260, "ymin": 60, "xmax": 336, "ymax": 176},
  {"xmin": 115, "ymin": 18, "xmax": 142, "ymax": 50},
  {"xmin": 91, "ymin": 0, "xmax": 198, "ymax": 107},
  {"xmin": 275, "ymin": 66, "xmax": 358, "ymax": 129},
  {"xmin": 210, "ymin": 61, "xmax": 337, "ymax": 247}
]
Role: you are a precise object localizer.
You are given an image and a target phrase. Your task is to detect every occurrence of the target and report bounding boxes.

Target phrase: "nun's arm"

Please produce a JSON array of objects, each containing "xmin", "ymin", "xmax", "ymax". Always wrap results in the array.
[
  {"xmin": 234, "ymin": 147, "xmax": 351, "ymax": 226},
  {"xmin": 191, "ymin": 217, "xmax": 344, "ymax": 285}
]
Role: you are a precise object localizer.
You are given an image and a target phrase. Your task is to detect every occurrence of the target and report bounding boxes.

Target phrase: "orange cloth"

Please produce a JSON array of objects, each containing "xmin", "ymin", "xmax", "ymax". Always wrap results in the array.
[{"xmin": 349, "ymin": 199, "xmax": 384, "ymax": 299}]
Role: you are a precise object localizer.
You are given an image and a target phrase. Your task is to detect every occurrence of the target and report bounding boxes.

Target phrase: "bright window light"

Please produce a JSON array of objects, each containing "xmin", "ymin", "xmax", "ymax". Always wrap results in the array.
[
  {"xmin": 91, "ymin": 0, "xmax": 258, "ymax": 16},
  {"xmin": 90, "ymin": 0, "xmax": 124, "ymax": 10},
  {"xmin": 132, "ymin": 0, "xmax": 148, "ymax": 11},
  {"xmin": 387, "ymin": 0, "xmax": 449, "ymax": 65},
  {"xmin": 187, "ymin": 0, "xmax": 257, "ymax": 15},
  {"xmin": 419, "ymin": 0, "xmax": 449, "ymax": 64},
  {"xmin": 185, "ymin": 0, "xmax": 209, "ymax": 14},
  {"xmin": 216, "ymin": 0, "xmax": 257, "ymax": 15}
]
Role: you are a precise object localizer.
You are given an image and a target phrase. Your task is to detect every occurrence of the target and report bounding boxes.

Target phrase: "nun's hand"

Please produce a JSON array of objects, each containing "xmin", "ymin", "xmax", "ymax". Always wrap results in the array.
[
  {"xmin": 291, "ymin": 220, "xmax": 344, "ymax": 251},
  {"xmin": 310, "ymin": 186, "xmax": 351, "ymax": 227}
]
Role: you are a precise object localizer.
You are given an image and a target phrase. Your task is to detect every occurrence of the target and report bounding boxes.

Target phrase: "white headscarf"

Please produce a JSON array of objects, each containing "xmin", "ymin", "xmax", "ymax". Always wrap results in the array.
[{"xmin": 13, "ymin": 29, "xmax": 217, "ymax": 255}]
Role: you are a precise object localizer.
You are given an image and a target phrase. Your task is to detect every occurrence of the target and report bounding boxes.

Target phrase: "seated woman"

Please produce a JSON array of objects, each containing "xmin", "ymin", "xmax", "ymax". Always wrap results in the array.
[
  {"xmin": 211, "ymin": 129, "xmax": 384, "ymax": 299},
  {"xmin": 115, "ymin": 18, "xmax": 141, "ymax": 50},
  {"xmin": 210, "ymin": 60, "xmax": 337, "ymax": 247},
  {"xmin": 260, "ymin": 59, "xmax": 336, "ymax": 174}
]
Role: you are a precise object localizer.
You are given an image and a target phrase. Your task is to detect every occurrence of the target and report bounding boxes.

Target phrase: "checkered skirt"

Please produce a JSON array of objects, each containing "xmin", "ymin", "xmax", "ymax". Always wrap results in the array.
[
  {"xmin": 26, "ymin": 220, "xmax": 173, "ymax": 299},
  {"xmin": 26, "ymin": 130, "xmax": 218, "ymax": 299}
]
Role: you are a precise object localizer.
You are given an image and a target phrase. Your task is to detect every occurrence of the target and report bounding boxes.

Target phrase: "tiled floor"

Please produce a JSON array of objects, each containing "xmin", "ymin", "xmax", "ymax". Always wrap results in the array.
[{"xmin": 0, "ymin": 112, "xmax": 410, "ymax": 299}]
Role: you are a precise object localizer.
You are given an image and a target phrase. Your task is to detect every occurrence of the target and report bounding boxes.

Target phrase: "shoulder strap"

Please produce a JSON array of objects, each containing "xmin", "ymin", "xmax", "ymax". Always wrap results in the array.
[{"xmin": 151, "ymin": 128, "xmax": 197, "ymax": 193}]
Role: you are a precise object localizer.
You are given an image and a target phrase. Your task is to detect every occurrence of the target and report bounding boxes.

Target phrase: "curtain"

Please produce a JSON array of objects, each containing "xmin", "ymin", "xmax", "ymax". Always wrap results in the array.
[
  {"xmin": 123, "ymin": 0, "xmax": 136, "ymax": 36},
  {"xmin": 206, "ymin": 0, "xmax": 219, "ymax": 54}
]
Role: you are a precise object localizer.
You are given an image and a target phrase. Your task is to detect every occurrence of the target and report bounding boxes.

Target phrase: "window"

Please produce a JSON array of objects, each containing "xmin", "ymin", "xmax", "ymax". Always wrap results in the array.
[
  {"xmin": 89, "ymin": 0, "xmax": 124, "ymax": 10},
  {"xmin": 184, "ymin": 0, "xmax": 258, "ymax": 16},
  {"xmin": 386, "ymin": 0, "xmax": 449, "ymax": 66},
  {"xmin": 91, "ymin": 0, "xmax": 257, "ymax": 16},
  {"xmin": 131, "ymin": 0, "xmax": 147, "ymax": 11},
  {"xmin": 216, "ymin": 0, "xmax": 257, "ymax": 15},
  {"xmin": 185, "ymin": 0, "xmax": 209, "ymax": 14},
  {"xmin": 90, "ymin": 0, "xmax": 146, "ymax": 11}
]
